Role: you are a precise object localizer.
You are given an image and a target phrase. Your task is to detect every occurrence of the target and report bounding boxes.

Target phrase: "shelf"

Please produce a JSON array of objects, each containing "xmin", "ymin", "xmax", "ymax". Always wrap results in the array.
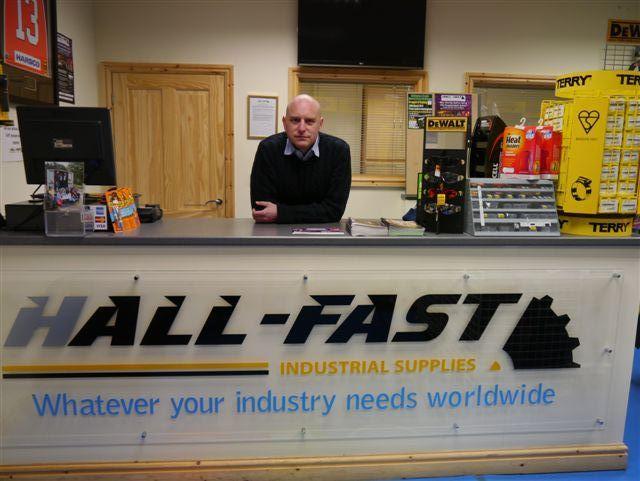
[
  {"xmin": 474, "ymin": 219, "xmax": 558, "ymax": 224},
  {"xmin": 472, "ymin": 197, "xmax": 555, "ymax": 203},
  {"xmin": 474, "ymin": 208, "xmax": 556, "ymax": 213},
  {"xmin": 471, "ymin": 231, "xmax": 562, "ymax": 237},
  {"xmin": 470, "ymin": 187, "xmax": 554, "ymax": 193}
]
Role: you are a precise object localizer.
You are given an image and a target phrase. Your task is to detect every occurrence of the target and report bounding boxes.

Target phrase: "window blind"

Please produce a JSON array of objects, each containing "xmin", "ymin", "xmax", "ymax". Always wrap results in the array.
[
  {"xmin": 363, "ymin": 85, "xmax": 408, "ymax": 176},
  {"xmin": 299, "ymin": 81, "xmax": 410, "ymax": 178}
]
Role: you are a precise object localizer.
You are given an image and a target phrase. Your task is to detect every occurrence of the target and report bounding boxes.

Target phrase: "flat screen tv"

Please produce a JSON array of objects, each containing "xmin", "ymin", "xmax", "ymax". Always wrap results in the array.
[{"xmin": 298, "ymin": 0, "xmax": 426, "ymax": 69}]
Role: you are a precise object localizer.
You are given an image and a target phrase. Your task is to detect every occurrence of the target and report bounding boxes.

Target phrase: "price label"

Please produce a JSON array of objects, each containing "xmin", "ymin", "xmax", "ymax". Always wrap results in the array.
[{"xmin": 3, "ymin": 0, "xmax": 50, "ymax": 77}]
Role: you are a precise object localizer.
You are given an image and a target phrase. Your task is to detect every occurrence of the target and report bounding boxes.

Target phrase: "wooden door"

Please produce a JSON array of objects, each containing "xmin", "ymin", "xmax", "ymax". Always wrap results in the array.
[{"xmin": 106, "ymin": 65, "xmax": 233, "ymax": 217}]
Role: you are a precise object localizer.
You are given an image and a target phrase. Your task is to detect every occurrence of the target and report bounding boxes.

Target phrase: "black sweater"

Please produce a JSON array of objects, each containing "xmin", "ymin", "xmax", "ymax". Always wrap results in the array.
[{"xmin": 250, "ymin": 132, "xmax": 351, "ymax": 223}]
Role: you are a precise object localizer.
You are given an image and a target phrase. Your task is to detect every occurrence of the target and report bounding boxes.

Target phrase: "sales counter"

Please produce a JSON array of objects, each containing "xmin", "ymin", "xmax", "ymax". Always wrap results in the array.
[{"xmin": 1, "ymin": 218, "xmax": 639, "ymax": 481}]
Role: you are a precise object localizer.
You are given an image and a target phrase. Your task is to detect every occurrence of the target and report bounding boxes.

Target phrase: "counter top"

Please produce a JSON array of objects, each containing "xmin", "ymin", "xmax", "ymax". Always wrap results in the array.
[{"xmin": 1, "ymin": 218, "xmax": 639, "ymax": 247}]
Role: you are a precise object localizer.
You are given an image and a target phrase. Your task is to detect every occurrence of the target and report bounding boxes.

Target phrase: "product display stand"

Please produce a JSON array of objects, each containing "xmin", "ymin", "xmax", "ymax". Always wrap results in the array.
[
  {"xmin": 541, "ymin": 70, "xmax": 639, "ymax": 236},
  {"xmin": 465, "ymin": 178, "xmax": 560, "ymax": 236}
]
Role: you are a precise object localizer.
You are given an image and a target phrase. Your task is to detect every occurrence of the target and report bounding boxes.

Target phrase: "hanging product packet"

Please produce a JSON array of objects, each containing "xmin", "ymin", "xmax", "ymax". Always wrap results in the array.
[
  {"xmin": 499, "ymin": 118, "xmax": 540, "ymax": 179},
  {"xmin": 537, "ymin": 125, "xmax": 561, "ymax": 180},
  {"xmin": 105, "ymin": 187, "xmax": 140, "ymax": 232}
]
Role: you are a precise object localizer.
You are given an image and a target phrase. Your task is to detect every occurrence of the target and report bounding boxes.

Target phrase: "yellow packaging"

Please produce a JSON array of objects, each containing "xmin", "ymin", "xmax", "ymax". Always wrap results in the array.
[
  {"xmin": 607, "ymin": 116, "xmax": 624, "ymax": 130},
  {"xmin": 618, "ymin": 181, "xmax": 638, "ymax": 195},
  {"xmin": 605, "ymin": 132, "xmax": 624, "ymax": 147},
  {"xmin": 621, "ymin": 150, "xmax": 639, "ymax": 164},
  {"xmin": 619, "ymin": 197, "xmax": 638, "ymax": 214},
  {"xmin": 599, "ymin": 182, "xmax": 617, "ymax": 196},
  {"xmin": 619, "ymin": 164, "xmax": 638, "ymax": 181},
  {"xmin": 623, "ymin": 132, "xmax": 640, "ymax": 148},
  {"xmin": 601, "ymin": 165, "xmax": 619, "ymax": 181},
  {"xmin": 598, "ymin": 196, "xmax": 619, "ymax": 213},
  {"xmin": 624, "ymin": 115, "xmax": 640, "ymax": 130},
  {"xmin": 604, "ymin": 149, "xmax": 621, "ymax": 164},
  {"xmin": 609, "ymin": 99, "xmax": 626, "ymax": 113}
]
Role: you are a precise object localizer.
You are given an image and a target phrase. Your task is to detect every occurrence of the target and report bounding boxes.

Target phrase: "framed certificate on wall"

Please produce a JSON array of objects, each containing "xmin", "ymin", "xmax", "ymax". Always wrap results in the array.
[{"xmin": 247, "ymin": 95, "xmax": 278, "ymax": 139}]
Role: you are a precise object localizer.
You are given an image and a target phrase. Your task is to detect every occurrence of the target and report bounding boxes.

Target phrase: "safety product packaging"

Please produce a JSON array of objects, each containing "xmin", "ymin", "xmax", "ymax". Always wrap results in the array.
[
  {"xmin": 499, "ymin": 121, "xmax": 540, "ymax": 179},
  {"xmin": 537, "ymin": 126, "xmax": 561, "ymax": 180}
]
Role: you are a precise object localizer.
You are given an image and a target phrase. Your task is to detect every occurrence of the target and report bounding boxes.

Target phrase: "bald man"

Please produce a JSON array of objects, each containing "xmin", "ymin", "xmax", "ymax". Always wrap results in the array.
[{"xmin": 250, "ymin": 94, "xmax": 351, "ymax": 223}]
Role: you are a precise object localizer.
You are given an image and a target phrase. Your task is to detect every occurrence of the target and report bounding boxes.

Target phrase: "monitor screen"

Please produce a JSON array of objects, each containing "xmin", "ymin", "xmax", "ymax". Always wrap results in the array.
[
  {"xmin": 298, "ymin": 0, "xmax": 426, "ymax": 69},
  {"xmin": 17, "ymin": 106, "xmax": 117, "ymax": 186}
]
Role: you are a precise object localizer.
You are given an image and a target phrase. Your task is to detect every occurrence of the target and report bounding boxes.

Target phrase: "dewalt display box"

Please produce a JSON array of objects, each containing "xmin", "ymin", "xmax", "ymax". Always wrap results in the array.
[{"xmin": 541, "ymin": 71, "xmax": 639, "ymax": 236}]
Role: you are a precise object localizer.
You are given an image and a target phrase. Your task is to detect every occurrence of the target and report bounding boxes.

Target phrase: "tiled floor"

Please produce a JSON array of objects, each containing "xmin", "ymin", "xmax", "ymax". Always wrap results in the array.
[{"xmin": 386, "ymin": 348, "xmax": 640, "ymax": 481}]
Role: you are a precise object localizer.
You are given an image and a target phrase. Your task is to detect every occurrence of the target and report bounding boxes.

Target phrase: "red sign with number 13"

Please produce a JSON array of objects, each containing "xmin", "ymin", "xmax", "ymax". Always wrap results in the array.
[{"xmin": 3, "ymin": 0, "xmax": 50, "ymax": 77}]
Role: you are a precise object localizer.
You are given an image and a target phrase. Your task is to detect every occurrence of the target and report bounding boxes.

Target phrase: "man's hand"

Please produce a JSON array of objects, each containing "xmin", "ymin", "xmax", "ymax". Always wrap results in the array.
[{"xmin": 252, "ymin": 201, "xmax": 278, "ymax": 223}]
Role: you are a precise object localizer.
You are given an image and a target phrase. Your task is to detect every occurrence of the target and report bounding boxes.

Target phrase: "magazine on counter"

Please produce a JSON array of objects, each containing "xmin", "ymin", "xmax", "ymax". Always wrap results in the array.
[
  {"xmin": 291, "ymin": 227, "xmax": 345, "ymax": 235},
  {"xmin": 347, "ymin": 218, "xmax": 388, "ymax": 236}
]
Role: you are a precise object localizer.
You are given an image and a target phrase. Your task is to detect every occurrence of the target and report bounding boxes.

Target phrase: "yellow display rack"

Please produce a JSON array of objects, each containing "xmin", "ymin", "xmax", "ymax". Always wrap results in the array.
[{"xmin": 541, "ymin": 71, "xmax": 639, "ymax": 236}]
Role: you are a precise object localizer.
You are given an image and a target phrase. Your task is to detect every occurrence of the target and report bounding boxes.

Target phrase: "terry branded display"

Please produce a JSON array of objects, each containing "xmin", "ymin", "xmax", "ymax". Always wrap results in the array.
[{"xmin": 541, "ymin": 70, "xmax": 640, "ymax": 236}]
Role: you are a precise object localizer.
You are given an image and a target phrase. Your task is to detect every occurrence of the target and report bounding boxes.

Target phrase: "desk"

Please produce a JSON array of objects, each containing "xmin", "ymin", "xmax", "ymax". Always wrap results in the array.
[{"xmin": 1, "ymin": 219, "xmax": 639, "ymax": 480}]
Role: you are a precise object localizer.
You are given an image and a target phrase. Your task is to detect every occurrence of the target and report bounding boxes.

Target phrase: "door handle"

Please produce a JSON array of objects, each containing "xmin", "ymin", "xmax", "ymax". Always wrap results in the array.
[{"xmin": 185, "ymin": 198, "xmax": 223, "ymax": 207}]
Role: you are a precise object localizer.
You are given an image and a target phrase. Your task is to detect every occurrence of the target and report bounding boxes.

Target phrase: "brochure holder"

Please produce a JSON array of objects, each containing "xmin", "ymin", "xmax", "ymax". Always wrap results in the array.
[{"xmin": 43, "ymin": 161, "xmax": 85, "ymax": 237}]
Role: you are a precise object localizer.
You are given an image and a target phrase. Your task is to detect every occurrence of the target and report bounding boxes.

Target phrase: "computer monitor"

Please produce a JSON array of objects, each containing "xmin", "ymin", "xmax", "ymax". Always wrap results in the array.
[{"xmin": 16, "ymin": 106, "xmax": 117, "ymax": 186}]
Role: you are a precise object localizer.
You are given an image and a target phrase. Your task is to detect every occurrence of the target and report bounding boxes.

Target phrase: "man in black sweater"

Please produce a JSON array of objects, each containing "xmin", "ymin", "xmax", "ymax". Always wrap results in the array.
[{"xmin": 250, "ymin": 94, "xmax": 351, "ymax": 223}]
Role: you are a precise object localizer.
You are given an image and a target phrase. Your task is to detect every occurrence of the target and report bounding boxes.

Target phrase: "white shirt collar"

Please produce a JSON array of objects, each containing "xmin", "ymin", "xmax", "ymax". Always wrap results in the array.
[{"xmin": 284, "ymin": 135, "xmax": 320, "ymax": 160}]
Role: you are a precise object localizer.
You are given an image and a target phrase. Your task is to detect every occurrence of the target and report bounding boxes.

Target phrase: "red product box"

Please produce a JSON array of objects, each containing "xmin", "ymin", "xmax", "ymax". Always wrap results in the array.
[
  {"xmin": 500, "ymin": 125, "xmax": 540, "ymax": 179},
  {"xmin": 539, "ymin": 127, "xmax": 561, "ymax": 180}
]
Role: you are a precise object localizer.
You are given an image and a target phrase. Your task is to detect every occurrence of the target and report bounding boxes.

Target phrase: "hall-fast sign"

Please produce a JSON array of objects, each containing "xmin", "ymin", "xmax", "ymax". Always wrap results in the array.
[
  {"xmin": 4, "ymin": 292, "xmax": 579, "ymax": 373},
  {"xmin": 0, "ymin": 269, "xmax": 620, "ymax": 458}
]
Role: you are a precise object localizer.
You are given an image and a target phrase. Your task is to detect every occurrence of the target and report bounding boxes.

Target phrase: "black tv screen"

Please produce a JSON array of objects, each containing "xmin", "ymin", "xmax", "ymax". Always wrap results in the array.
[{"xmin": 298, "ymin": 0, "xmax": 426, "ymax": 69}]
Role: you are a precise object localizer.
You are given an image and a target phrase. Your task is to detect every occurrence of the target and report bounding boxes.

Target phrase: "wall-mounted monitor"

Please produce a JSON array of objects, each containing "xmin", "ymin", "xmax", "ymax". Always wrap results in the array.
[
  {"xmin": 298, "ymin": 0, "xmax": 426, "ymax": 69},
  {"xmin": 1, "ymin": 0, "xmax": 58, "ymax": 105}
]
